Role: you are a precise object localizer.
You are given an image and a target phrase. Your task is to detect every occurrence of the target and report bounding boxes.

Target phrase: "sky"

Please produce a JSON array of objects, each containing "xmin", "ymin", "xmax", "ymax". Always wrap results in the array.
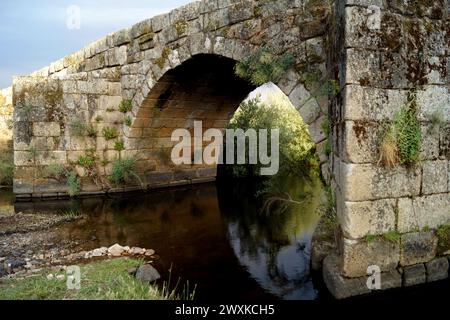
[{"xmin": 0, "ymin": 0, "xmax": 193, "ymax": 88}]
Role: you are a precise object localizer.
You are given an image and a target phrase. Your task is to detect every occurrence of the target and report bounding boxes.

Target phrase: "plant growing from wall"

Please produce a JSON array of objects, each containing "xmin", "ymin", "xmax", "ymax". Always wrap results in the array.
[
  {"xmin": 70, "ymin": 120, "xmax": 88, "ymax": 136},
  {"xmin": 102, "ymin": 127, "xmax": 119, "ymax": 140},
  {"xmin": 66, "ymin": 170, "xmax": 80, "ymax": 197},
  {"xmin": 234, "ymin": 47, "xmax": 295, "ymax": 86},
  {"xmin": 378, "ymin": 91, "xmax": 422, "ymax": 167},
  {"xmin": 437, "ymin": 224, "xmax": 450, "ymax": 255},
  {"xmin": 119, "ymin": 100, "xmax": 133, "ymax": 113},
  {"xmin": 45, "ymin": 163, "xmax": 66, "ymax": 180},
  {"xmin": 124, "ymin": 116, "xmax": 132, "ymax": 126},
  {"xmin": 114, "ymin": 140, "xmax": 125, "ymax": 152},
  {"xmin": 109, "ymin": 157, "xmax": 143, "ymax": 188}
]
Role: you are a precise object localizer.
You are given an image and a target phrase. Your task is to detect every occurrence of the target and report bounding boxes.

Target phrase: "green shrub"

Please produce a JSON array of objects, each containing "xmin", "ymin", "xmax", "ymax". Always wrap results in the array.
[
  {"xmin": 66, "ymin": 171, "xmax": 80, "ymax": 197},
  {"xmin": 124, "ymin": 116, "xmax": 132, "ymax": 126},
  {"xmin": 78, "ymin": 154, "xmax": 96, "ymax": 169},
  {"xmin": 109, "ymin": 157, "xmax": 139, "ymax": 185},
  {"xmin": 234, "ymin": 47, "xmax": 294, "ymax": 86},
  {"xmin": 46, "ymin": 163, "xmax": 66, "ymax": 180},
  {"xmin": 226, "ymin": 94, "xmax": 316, "ymax": 178},
  {"xmin": 437, "ymin": 225, "xmax": 450, "ymax": 254},
  {"xmin": 102, "ymin": 127, "xmax": 119, "ymax": 140},
  {"xmin": 393, "ymin": 105, "xmax": 421, "ymax": 165},
  {"xmin": 119, "ymin": 100, "xmax": 133, "ymax": 113},
  {"xmin": 86, "ymin": 125, "xmax": 98, "ymax": 138},
  {"xmin": 114, "ymin": 140, "xmax": 125, "ymax": 152}
]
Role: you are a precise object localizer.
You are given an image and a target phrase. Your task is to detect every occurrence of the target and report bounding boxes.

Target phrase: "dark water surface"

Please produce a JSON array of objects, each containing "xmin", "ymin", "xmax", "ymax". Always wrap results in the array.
[
  {"xmin": 1, "ymin": 179, "xmax": 449, "ymax": 303},
  {"xmin": 0, "ymin": 177, "xmax": 324, "ymax": 301}
]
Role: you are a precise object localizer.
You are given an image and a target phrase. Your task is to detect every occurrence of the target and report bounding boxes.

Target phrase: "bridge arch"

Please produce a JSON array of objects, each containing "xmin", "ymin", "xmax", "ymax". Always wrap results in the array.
[{"xmin": 122, "ymin": 51, "xmax": 328, "ymax": 184}]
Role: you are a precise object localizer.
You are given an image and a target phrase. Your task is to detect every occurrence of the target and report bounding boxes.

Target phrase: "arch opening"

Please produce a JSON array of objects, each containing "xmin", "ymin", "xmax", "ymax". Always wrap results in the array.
[{"xmin": 128, "ymin": 53, "xmax": 326, "ymax": 188}]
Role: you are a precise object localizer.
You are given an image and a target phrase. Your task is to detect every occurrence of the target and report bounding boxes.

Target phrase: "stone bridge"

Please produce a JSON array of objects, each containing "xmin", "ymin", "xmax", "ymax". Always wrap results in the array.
[{"xmin": 1, "ymin": 0, "xmax": 449, "ymax": 299}]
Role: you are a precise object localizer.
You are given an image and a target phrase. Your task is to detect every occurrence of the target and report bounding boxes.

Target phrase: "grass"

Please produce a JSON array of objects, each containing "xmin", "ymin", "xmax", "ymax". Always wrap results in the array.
[
  {"xmin": 383, "ymin": 230, "xmax": 401, "ymax": 244},
  {"xmin": 114, "ymin": 140, "xmax": 125, "ymax": 152},
  {"xmin": 124, "ymin": 116, "xmax": 132, "ymax": 126},
  {"xmin": 378, "ymin": 101, "xmax": 422, "ymax": 167},
  {"xmin": 437, "ymin": 224, "xmax": 450, "ymax": 254},
  {"xmin": 45, "ymin": 163, "xmax": 66, "ymax": 180},
  {"xmin": 0, "ymin": 258, "xmax": 194, "ymax": 300},
  {"xmin": 66, "ymin": 171, "xmax": 80, "ymax": 197},
  {"xmin": 119, "ymin": 100, "xmax": 133, "ymax": 113},
  {"xmin": 109, "ymin": 157, "xmax": 139, "ymax": 185},
  {"xmin": 78, "ymin": 154, "xmax": 96, "ymax": 169},
  {"xmin": 102, "ymin": 127, "xmax": 119, "ymax": 140}
]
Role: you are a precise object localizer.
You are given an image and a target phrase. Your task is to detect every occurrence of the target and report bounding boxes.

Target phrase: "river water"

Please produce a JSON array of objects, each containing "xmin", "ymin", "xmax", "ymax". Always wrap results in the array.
[{"xmin": 0, "ymin": 176, "xmax": 328, "ymax": 301}]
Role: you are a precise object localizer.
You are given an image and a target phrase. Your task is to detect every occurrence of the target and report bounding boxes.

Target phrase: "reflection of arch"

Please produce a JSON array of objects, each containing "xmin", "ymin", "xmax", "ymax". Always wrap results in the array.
[{"xmin": 124, "ymin": 51, "xmax": 327, "ymax": 186}]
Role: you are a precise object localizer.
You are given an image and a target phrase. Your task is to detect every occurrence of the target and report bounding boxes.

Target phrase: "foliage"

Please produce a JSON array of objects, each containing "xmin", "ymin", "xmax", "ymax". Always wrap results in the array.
[
  {"xmin": 114, "ymin": 140, "xmax": 125, "ymax": 152},
  {"xmin": 437, "ymin": 224, "xmax": 450, "ymax": 254},
  {"xmin": 394, "ymin": 104, "xmax": 422, "ymax": 165},
  {"xmin": 124, "ymin": 116, "xmax": 132, "ymax": 126},
  {"xmin": 78, "ymin": 154, "xmax": 96, "ymax": 169},
  {"xmin": 46, "ymin": 163, "xmax": 66, "ymax": 180},
  {"xmin": 66, "ymin": 171, "xmax": 80, "ymax": 197},
  {"xmin": 379, "ymin": 93, "xmax": 422, "ymax": 167},
  {"xmin": 0, "ymin": 258, "xmax": 194, "ymax": 300},
  {"xmin": 234, "ymin": 47, "xmax": 294, "ymax": 86},
  {"xmin": 119, "ymin": 100, "xmax": 133, "ymax": 113},
  {"xmin": 70, "ymin": 120, "xmax": 88, "ymax": 136},
  {"xmin": 102, "ymin": 127, "xmax": 119, "ymax": 140},
  {"xmin": 365, "ymin": 234, "xmax": 378, "ymax": 245},
  {"xmin": 383, "ymin": 230, "xmax": 401, "ymax": 244},
  {"xmin": 226, "ymin": 94, "xmax": 317, "ymax": 178},
  {"xmin": 109, "ymin": 157, "xmax": 139, "ymax": 185}
]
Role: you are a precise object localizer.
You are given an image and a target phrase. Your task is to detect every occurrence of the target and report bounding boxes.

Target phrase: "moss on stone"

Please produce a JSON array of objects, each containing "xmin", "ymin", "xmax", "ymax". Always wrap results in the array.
[
  {"xmin": 155, "ymin": 47, "xmax": 172, "ymax": 69},
  {"xmin": 437, "ymin": 224, "xmax": 450, "ymax": 255},
  {"xmin": 174, "ymin": 20, "xmax": 188, "ymax": 36}
]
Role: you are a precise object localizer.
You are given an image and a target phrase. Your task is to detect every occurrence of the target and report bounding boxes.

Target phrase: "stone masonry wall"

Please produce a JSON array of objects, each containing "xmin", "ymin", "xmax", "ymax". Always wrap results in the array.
[
  {"xmin": 12, "ymin": 0, "xmax": 331, "ymax": 197},
  {"xmin": 323, "ymin": 0, "xmax": 450, "ymax": 299},
  {"xmin": 0, "ymin": 87, "xmax": 13, "ymax": 151}
]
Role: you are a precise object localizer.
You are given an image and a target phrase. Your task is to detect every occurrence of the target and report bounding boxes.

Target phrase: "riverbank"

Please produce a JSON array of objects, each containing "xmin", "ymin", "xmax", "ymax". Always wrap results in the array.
[{"xmin": 0, "ymin": 257, "xmax": 187, "ymax": 300}]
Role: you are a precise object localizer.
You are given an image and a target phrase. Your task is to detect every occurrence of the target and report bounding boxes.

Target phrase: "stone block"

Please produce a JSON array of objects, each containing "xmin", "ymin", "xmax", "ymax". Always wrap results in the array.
[
  {"xmin": 323, "ymin": 254, "xmax": 371, "ymax": 299},
  {"xmin": 340, "ymin": 162, "xmax": 421, "ymax": 201},
  {"xmin": 33, "ymin": 122, "xmax": 60, "ymax": 137},
  {"xmin": 338, "ymin": 199, "xmax": 396, "ymax": 240},
  {"xmin": 398, "ymin": 194, "xmax": 450, "ymax": 233},
  {"xmin": 343, "ymin": 85, "xmax": 406, "ymax": 121},
  {"xmin": 426, "ymin": 257, "xmax": 449, "ymax": 282},
  {"xmin": 422, "ymin": 160, "xmax": 448, "ymax": 195},
  {"xmin": 400, "ymin": 231, "xmax": 438, "ymax": 266},
  {"xmin": 342, "ymin": 238, "xmax": 400, "ymax": 278},
  {"xmin": 403, "ymin": 264, "xmax": 426, "ymax": 287},
  {"xmin": 342, "ymin": 120, "xmax": 381, "ymax": 163}
]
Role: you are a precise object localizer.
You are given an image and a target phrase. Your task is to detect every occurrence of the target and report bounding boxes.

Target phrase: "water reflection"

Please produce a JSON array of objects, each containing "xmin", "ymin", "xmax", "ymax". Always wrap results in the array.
[
  {"xmin": 218, "ymin": 176, "xmax": 323, "ymax": 300},
  {"xmin": 1, "ymin": 176, "xmax": 324, "ymax": 301}
]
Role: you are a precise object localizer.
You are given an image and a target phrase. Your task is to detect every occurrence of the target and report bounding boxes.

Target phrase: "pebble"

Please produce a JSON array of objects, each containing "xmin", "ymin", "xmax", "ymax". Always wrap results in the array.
[
  {"xmin": 56, "ymin": 274, "xmax": 65, "ymax": 281},
  {"xmin": 108, "ymin": 244, "xmax": 126, "ymax": 257}
]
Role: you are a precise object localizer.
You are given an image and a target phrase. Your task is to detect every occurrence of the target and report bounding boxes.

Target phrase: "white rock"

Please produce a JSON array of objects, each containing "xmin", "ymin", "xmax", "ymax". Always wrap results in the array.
[
  {"xmin": 91, "ymin": 248, "xmax": 104, "ymax": 257},
  {"xmin": 47, "ymin": 274, "xmax": 54, "ymax": 280},
  {"xmin": 144, "ymin": 249, "xmax": 155, "ymax": 256},
  {"xmin": 108, "ymin": 243, "xmax": 125, "ymax": 257},
  {"xmin": 56, "ymin": 274, "xmax": 65, "ymax": 281}
]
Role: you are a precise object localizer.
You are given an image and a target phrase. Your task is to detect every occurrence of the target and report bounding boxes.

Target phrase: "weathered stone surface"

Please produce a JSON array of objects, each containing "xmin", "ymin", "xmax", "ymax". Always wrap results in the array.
[
  {"xmin": 340, "ymin": 162, "xmax": 421, "ymax": 201},
  {"xmin": 403, "ymin": 264, "xmax": 426, "ymax": 287},
  {"xmin": 338, "ymin": 199, "xmax": 396, "ymax": 240},
  {"xmin": 398, "ymin": 194, "xmax": 450, "ymax": 233},
  {"xmin": 422, "ymin": 160, "xmax": 448, "ymax": 195},
  {"xmin": 342, "ymin": 238, "xmax": 400, "ymax": 278},
  {"xmin": 400, "ymin": 231, "xmax": 438, "ymax": 266},
  {"xmin": 323, "ymin": 254, "xmax": 370, "ymax": 300},
  {"xmin": 425, "ymin": 257, "xmax": 449, "ymax": 282}
]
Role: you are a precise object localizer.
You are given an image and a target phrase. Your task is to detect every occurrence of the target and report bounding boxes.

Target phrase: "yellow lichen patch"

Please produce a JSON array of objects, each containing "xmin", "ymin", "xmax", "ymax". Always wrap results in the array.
[{"xmin": 155, "ymin": 48, "xmax": 172, "ymax": 69}]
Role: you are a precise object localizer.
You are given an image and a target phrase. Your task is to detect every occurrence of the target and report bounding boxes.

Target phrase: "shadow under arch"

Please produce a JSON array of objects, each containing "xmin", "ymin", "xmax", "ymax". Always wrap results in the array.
[{"xmin": 123, "ymin": 53, "xmax": 326, "ymax": 189}]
